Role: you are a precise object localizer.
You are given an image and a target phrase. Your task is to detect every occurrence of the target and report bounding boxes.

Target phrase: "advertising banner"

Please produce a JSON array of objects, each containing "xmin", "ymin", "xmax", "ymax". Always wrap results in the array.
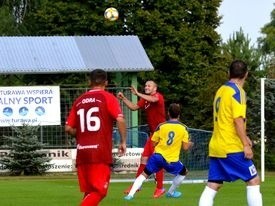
[
  {"xmin": 0, "ymin": 86, "xmax": 60, "ymax": 126},
  {"xmin": 0, "ymin": 148, "xmax": 142, "ymax": 173}
]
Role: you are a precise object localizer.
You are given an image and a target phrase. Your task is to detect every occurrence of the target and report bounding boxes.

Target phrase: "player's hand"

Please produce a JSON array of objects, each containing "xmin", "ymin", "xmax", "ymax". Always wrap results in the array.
[
  {"xmin": 130, "ymin": 86, "xmax": 138, "ymax": 95},
  {"xmin": 244, "ymin": 145, "xmax": 253, "ymax": 159},
  {"xmin": 117, "ymin": 92, "xmax": 125, "ymax": 100},
  {"xmin": 188, "ymin": 141, "xmax": 194, "ymax": 149},
  {"xmin": 118, "ymin": 143, "xmax": 127, "ymax": 156}
]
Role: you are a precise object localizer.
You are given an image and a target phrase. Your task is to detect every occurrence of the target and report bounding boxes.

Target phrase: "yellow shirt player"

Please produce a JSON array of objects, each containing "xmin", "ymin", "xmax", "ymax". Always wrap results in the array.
[
  {"xmin": 152, "ymin": 119, "xmax": 189, "ymax": 163},
  {"xmin": 124, "ymin": 103, "xmax": 193, "ymax": 200},
  {"xmin": 199, "ymin": 60, "xmax": 263, "ymax": 206},
  {"xmin": 209, "ymin": 81, "xmax": 247, "ymax": 157}
]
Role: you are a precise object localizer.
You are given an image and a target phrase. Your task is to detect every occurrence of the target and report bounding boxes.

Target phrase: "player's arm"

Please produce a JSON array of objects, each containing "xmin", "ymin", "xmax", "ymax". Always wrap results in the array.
[
  {"xmin": 65, "ymin": 125, "xmax": 76, "ymax": 136},
  {"xmin": 131, "ymin": 86, "xmax": 159, "ymax": 103},
  {"xmin": 182, "ymin": 141, "xmax": 193, "ymax": 151},
  {"xmin": 116, "ymin": 116, "xmax": 127, "ymax": 156},
  {"xmin": 234, "ymin": 117, "xmax": 253, "ymax": 159},
  {"xmin": 117, "ymin": 91, "xmax": 140, "ymax": 111}
]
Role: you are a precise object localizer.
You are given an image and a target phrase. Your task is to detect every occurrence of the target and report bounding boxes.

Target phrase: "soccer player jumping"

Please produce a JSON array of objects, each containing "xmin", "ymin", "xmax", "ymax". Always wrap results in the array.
[{"xmin": 117, "ymin": 80, "xmax": 166, "ymax": 198}]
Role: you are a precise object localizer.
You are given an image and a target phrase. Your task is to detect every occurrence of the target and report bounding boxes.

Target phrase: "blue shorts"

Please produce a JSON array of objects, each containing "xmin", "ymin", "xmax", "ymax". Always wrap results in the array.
[
  {"xmin": 208, "ymin": 152, "xmax": 258, "ymax": 183},
  {"xmin": 145, "ymin": 153, "xmax": 184, "ymax": 176}
]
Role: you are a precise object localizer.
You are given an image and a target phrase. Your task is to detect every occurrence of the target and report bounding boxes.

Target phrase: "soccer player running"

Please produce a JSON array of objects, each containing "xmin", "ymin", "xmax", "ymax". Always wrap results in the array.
[
  {"xmin": 199, "ymin": 60, "xmax": 263, "ymax": 206},
  {"xmin": 124, "ymin": 103, "xmax": 193, "ymax": 200},
  {"xmin": 65, "ymin": 69, "xmax": 127, "ymax": 206},
  {"xmin": 117, "ymin": 80, "xmax": 166, "ymax": 198}
]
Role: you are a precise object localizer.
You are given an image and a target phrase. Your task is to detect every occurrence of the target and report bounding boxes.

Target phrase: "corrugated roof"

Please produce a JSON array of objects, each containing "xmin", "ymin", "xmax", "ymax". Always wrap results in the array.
[{"xmin": 0, "ymin": 36, "xmax": 154, "ymax": 74}]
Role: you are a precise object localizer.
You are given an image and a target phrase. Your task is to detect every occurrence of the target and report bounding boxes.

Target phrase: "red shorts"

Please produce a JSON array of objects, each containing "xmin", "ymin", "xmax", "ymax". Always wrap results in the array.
[
  {"xmin": 142, "ymin": 137, "xmax": 154, "ymax": 157},
  {"xmin": 77, "ymin": 163, "xmax": 111, "ymax": 196}
]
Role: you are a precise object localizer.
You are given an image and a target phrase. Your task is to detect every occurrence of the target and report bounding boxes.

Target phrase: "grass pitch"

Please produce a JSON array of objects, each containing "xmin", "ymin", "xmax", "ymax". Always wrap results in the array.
[{"xmin": 0, "ymin": 173, "xmax": 274, "ymax": 206}]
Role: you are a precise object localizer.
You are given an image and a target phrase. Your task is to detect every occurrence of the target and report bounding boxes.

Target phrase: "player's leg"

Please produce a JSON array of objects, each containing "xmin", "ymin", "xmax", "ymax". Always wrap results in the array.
[
  {"xmin": 78, "ymin": 163, "xmax": 111, "ymax": 206},
  {"xmin": 145, "ymin": 139, "xmax": 165, "ymax": 198},
  {"xmin": 124, "ymin": 153, "xmax": 162, "ymax": 200},
  {"xmin": 199, "ymin": 157, "xmax": 223, "ymax": 206},
  {"xmin": 199, "ymin": 181, "xmax": 221, "ymax": 206},
  {"xmin": 166, "ymin": 162, "xmax": 187, "ymax": 198},
  {"xmin": 245, "ymin": 165, "xmax": 262, "ymax": 206},
  {"xmin": 223, "ymin": 153, "xmax": 262, "ymax": 206},
  {"xmin": 124, "ymin": 139, "xmax": 151, "ymax": 194},
  {"xmin": 246, "ymin": 177, "xmax": 262, "ymax": 206}
]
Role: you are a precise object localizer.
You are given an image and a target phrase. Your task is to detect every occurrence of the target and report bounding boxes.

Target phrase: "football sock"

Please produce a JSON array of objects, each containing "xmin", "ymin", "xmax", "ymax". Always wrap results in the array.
[
  {"xmin": 136, "ymin": 164, "xmax": 146, "ymax": 177},
  {"xmin": 167, "ymin": 175, "xmax": 185, "ymax": 194},
  {"xmin": 128, "ymin": 174, "xmax": 147, "ymax": 197},
  {"xmin": 156, "ymin": 169, "xmax": 164, "ymax": 189},
  {"xmin": 198, "ymin": 186, "xmax": 217, "ymax": 206},
  {"xmin": 247, "ymin": 185, "xmax": 262, "ymax": 206}
]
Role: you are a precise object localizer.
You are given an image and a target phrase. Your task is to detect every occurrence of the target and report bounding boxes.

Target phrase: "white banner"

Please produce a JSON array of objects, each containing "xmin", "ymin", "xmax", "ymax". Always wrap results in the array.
[
  {"xmin": 0, "ymin": 148, "xmax": 143, "ymax": 173},
  {"xmin": 0, "ymin": 86, "xmax": 60, "ymax": 126}
]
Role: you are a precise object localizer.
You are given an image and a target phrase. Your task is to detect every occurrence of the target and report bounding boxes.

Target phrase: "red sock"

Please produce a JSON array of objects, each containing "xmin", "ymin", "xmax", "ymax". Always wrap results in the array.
[
  {"xmin": 81, "ymin": 192, "xmax": 104, "ymax": 206},
  {"xmin": 156, "ymin": 169, "xmax": 164, "ymax": 189},
  {"xmin": 136, "ymin": 164, "xmax": 146, "ymax": 177}
]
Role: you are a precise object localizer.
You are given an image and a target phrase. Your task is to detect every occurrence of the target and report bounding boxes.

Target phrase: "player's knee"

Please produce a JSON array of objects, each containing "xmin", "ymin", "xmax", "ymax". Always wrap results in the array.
[
  {"xmin": 140, "ymin": 157, "xmax": 148, "ymax": 164},
  {"xmin": 179, "ymin": 166, "xmax": 188, "ymax": 176},
  {"xmin": 247, "ymin": 175, "xmax": 261, "ymax": 186},
  {"xmin": 144, "ymin": 167, "xmax": 153, "ymax": 176}
]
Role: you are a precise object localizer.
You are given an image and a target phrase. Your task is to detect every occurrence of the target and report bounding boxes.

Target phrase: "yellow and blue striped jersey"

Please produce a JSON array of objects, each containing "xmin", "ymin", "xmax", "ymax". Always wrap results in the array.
[
  {"xmin": 209, "ymin": 81, "xmax": 247, "ymax": 158},
  {"xmin": 152, "ymin": 120, "xmax": 189, "ymax": 162}
]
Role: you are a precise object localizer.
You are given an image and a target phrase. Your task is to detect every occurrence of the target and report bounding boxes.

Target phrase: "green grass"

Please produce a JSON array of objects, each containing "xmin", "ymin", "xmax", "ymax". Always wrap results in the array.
[{"xmin": 0, "ymin": 173, "xmax": 274, "ymax": 206}]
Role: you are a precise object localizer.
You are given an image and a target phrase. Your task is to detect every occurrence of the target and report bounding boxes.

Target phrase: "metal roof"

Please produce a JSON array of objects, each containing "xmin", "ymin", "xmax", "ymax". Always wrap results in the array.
[{"xmin": 0, "ymin": 36, "xmax": 154, "ymax": 74}]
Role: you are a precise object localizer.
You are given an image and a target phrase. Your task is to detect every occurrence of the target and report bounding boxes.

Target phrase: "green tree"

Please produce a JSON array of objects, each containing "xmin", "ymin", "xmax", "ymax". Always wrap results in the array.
[
  {"xmin": 2, "ymin": 0, "xmax": 223, "ymax": 129},
  {"xmin": 0, "ymin": 125, "xmax": 52, "ymax": 175},
  {"xmin": 258, "ymin": 7, "xmax": 275, "ymax": 170}
]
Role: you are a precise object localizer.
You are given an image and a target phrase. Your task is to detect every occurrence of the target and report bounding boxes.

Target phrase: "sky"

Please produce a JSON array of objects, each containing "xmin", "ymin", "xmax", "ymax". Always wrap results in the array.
[{"xmin": 217, "ymin": 0, "xmax": 274, "ymax": 45}]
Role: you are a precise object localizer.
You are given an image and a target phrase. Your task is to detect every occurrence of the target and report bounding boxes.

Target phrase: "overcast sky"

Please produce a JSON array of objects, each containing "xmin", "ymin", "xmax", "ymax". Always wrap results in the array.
[{"xmin": 217, "ymin": 0, "xmax": 274, "ymax": 45}]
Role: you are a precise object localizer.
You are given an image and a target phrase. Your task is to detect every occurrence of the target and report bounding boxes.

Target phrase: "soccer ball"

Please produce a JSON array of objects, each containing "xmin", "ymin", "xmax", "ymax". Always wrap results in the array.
[{"xmin": 104, "ymin": 7, "xmax": 119, "ymax": 21}]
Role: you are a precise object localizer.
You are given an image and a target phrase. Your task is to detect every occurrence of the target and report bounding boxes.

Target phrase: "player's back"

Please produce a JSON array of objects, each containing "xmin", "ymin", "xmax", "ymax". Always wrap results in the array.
[
  {"xmin": 152, "ymin": 120, "xmax": 189, "ymax": 163},
  {"xmin": 73, "ymin": 89, "xmax": 121, "ymax": 164},
  {"xmin": 210, "ymin": 81, "xmax": 247, "ymax": 157}
]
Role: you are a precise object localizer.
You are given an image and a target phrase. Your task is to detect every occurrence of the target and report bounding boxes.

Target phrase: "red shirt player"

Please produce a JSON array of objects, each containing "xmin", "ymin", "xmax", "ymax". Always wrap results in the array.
[
  {"xmin": 117, "ymin": 80, "xmax": 166, "ymax": 198},
  {"xmin": 65, "ymin": 69, "xmax": 127, "ymax": 206}
]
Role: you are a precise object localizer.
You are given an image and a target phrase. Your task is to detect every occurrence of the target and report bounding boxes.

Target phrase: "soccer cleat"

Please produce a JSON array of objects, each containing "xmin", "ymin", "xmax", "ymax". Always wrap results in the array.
[
  {"xmin": 153, "ymin": 188, "xmax": 166, "ymax": 198},
  {"xmin": 123, "ymin": 186, "xmax": 141, "ymax": 194},
  {"xmin": 166, "ymin": 191, "xmax": 182, "ymax": 198},
  {"xmin": 124, "ymin": 195, "xmax": 134, "ymax": 200}
]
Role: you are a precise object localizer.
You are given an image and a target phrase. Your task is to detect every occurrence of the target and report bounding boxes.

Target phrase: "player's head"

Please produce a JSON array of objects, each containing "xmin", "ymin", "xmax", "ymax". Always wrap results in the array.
[
  {"xmin": 144, "ymin": 80, "xmax": 157, "ymax": 95},
  {"xmin": 168, "ymin": 103, "xmax": 180, "ymax": 119},
  {"xmin": 229, "ymin": 60, "xmax": 248, "ymax": 80},
  {"xmin": 89, "ymin": 69, "xmax": 108, "ymax": 87}
]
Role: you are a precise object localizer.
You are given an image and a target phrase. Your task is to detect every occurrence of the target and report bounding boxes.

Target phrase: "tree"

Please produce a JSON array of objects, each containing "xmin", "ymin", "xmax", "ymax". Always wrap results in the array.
[
  {"xmin": 2, "ymin": 0, "xmax": 223, "ymax": 129},
  {"xmin": 0, "ymin": 124, "xmax": 52, "ymax": 175}
]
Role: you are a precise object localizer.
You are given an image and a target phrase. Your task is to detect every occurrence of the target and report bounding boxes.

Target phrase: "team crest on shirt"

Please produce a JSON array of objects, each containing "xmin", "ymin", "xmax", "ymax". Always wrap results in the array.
[
  {"xmin": 249, "ymin": 164, "xmax": 257, "ymax": 176},
  {"xmin": 145, "ymin": 102, "xmax": 150, "ymax": 109}
]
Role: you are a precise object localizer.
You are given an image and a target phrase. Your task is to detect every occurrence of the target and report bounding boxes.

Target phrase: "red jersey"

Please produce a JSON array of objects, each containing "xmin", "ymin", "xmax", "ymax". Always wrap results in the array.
[
  {"xmin": 66, "ymin": 89, "xmax": 124, "ymax": 165},
  {"xmin": 137, "ymin": 92, "xmax": 166, "ymax": 133}
]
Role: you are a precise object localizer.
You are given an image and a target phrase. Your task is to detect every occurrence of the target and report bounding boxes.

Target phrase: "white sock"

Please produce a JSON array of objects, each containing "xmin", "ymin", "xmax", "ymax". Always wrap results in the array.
[
  {"xmin": 167, "ymin": 175, "xmax": 185, "ymax": 194},
  {"xmin": 199, "ymin": 186, "xmax": 217, "ymax": 206},
  {"xmin": 247, "ymin": 185, "xmax": 262, "ymax": 206},
  {"xmin": 128, "ymin": 174, "xmax": 146, "ymax": 197}
]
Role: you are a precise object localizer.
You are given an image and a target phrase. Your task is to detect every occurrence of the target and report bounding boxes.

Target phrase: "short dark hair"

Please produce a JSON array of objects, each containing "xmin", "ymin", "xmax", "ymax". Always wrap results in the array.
[
  {"xmin": 89, "ymin": 69, "xmax": 107, "ymax": 85},
  {"xmin": 229, "ymin": 60, "xmax": 248, "ymax": 79},
  {"xmin": 168, "ymin": 103, "xmax": 181, "ymax": 118}
]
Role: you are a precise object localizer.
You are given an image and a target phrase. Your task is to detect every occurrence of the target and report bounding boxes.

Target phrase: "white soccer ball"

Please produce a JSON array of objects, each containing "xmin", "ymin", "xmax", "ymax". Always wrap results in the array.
[{"xmin": 104, "ymin": 7, "xmax": 119, "ymax": 21}]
